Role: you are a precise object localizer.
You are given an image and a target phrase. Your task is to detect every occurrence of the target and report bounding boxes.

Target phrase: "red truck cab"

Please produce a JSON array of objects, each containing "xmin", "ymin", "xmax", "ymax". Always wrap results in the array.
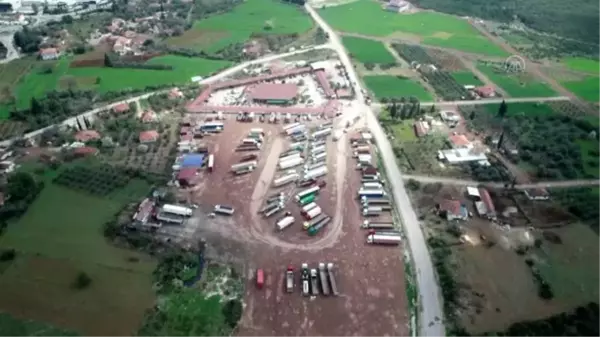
[{"xmin": 256, "ymin": 269, "xmax": 264, "ymax": 289}]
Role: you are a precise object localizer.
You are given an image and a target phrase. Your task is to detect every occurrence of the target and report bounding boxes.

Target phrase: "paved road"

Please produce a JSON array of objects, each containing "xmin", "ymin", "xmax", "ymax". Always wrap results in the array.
[
  {"xmin": 0, "ymin": 32, "xmax": 19, "ymax": 64},
  {"xmin": 402, "ymin": 174, "xmax": 600, "ymax": 189},
  {"xmin": 372, "ymin": 96, "xmax": 570, "ymax": 108},
  {"xmin": 305, "ymin": 4, "xmax": 445, "ymax": 336}
]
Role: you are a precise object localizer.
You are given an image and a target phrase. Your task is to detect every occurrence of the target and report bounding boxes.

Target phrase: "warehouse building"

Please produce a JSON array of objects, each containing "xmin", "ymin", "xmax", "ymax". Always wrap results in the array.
[{"xmin": 248, "ymin": 83, "xmax": 298, "ymax": 105}]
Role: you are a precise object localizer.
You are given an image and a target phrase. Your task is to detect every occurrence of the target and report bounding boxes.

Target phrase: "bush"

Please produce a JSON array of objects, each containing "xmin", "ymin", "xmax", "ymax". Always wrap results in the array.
[
  {"xmin": 222, "ymin": 299, "xmax": 243, "ymax": 328},
  {"xmin": 406, "ymin": 178, "xmax": 421, "ymax": 191},
  {"xmin": 0, "ymin": 249, "xmax": 16, "ymax": 261},
  {"xmin": 73, "ymin": 272, "xmax": 92, "ymax": 289}
]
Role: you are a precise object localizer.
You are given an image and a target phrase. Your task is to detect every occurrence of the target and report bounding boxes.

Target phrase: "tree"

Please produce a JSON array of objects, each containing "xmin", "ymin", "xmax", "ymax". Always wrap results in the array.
[
  {"xmin": 497, "ymin": 131, "xmax": 505, "ymax": 150},
  {"xmin": 103, "ymin": 53, "xmax": 113, "ymax": 67},
  {"xmin": 222, "ymin": 299, "xmax": 243, "ymax": 328},
  {"xmin": 7, "ymin": 172, "xmax": 37, "ymax": 201},
  {"xmin": 429, "ymin": 105, "xmax": 436, "ymax": 113},
  {"xmin": 469, "ymin": 110, "xmax": 476, "ymax": 120},
  {"xmin": 498, "ymin": 100, "xmax": 508, "ymax": 118},
  {"xmin": 73, "ymin": 272, "xmax": 92, "ymax": 289}
]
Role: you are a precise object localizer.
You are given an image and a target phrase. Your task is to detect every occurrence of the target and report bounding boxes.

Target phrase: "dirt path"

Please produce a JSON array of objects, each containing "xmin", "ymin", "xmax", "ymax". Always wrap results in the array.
[{"xmin": 402, "ymin": 174, "xmax": 600, "ymax": 189}]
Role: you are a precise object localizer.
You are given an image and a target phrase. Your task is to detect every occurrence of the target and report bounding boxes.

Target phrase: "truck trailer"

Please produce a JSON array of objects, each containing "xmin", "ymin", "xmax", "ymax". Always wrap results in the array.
[
  {"xmin": 231, "ymin": 161, "xmax": 258, "ymax": 171},
  {"xmin": 285, "ymin": 265, "xmax": 295, "ymax": 293},
  {"xmin": 273, "ymin": 173, "xmax": 299, "ymax": 187},
  {"xmin": 304, "ymin": 166, "xmax": 328, "ymax": 180},
  {"xmin": 318, "ymin": 263, "xmax": 330, "ymax": 296},
  {"xmin": 366, "ymin": 233, "xmax": 402, "ymax": 245},
  {"xmin": 276, "ymin": 216, "xmax": 295, "ymax": 231},
  {"xmin": 298, "ymin": 193, "xmax": 316, "ymax": 206},
  {"xmin": 301, "ymin": 263, "xmax": 310, "ymax": 296},
  {"xmin": 307, "ymin": 216, "xmax": 331, "ymax": 236},
  {"xmin": 278, "ymin": 157, "xmax": 304, "ymax": 170},
  {"xmin": 233, "ymin": 166, "xmax": 255, "ymax": 175},
  {"xmin": 264, "ymin": 205, "xmax": 284, "ymax": 218},
  {"xmin": 361, "ymin": 220, "xmax": 395, "ymax": 230},
  {"xmin": 302, "ymin": 213, "xmax": 327, "ymax": 230},
  {"xmin": 207, "ymin": 154, "xmax": 214, "ymax": 172},
  {"xmin": 303, "ymin": 206, "xmax": 322, "ymax": 220},
  {"xmin": 327, "ymin": 263, "xmax": 339, "ymax": 296},
  {"xmin": 310, "ymin": 268, "xmax": 319, "ymax": 295},
  {"xmin": 300, "ymin": 202, "xmax": 318, "ymax": 213},
  {"xmin": 361, "ymin": 198, "xmax": 391, "ymax": 206},
  {"xmin": 295, "ymin": 186, "xmax": 320, "ymax": 201}
]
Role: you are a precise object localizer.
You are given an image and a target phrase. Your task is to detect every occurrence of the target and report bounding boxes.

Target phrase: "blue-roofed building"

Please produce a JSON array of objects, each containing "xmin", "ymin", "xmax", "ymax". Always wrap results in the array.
[{"xmin": 181, "ymin": 154, "xmax": 205, "ymax": 168}]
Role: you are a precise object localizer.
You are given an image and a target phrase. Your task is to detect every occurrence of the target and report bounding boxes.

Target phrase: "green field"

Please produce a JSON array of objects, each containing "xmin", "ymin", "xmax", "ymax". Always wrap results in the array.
[
  {"xmin": 364, "ymin": 75, "xmax": 433, "ymax": 101},
  {"xmin": 342, "ymin": 36, "xmax": 396, "ymax": 64},
  {"xmin": 0, "ymin": 176, "xmax": 156, "ymax": 335},
  {"xmin": 451, "ymin": 71, "xmax": 484, "ymax": 86},
  {"xmin": 3, "ymin": 55, "xmax": 230, "ymax": 112},
  {"xmin": 562, "ymin": 57, "xmax": 600, "ymax": 74},
  {"xmin": 191, "ymin": 0, "xmax": 313, "ymax": 52},
  {"xmin": 562, "ymin": 77, "xmax": 599, "ymax": 102},
  {"xmin": 477, "ymin": 64, "xmax": 557, "ymax": 97},
  {"xmin": 319, "ymin": 0, "xmax": 508, "ymax": 57}
]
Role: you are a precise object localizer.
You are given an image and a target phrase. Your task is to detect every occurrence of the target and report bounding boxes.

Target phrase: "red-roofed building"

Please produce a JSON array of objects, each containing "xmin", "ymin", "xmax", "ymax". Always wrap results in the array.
[
  {"xmin": 73, "ymin": 146, "xmax": 99, "ymax": 157},
  {"xmin": 39, "ymin": 47, "xmax": 60, "ymax": 60},
  {"xmin": 133, "ymin": 198, "xmax": 155, "ymax": 224},
  {"xmin": 113, "ymin": 103, "xmax": 130, "ymax": 114},
  {"xmin": 336, "ymin": 88, "xmax": 353, "ymax": 99},
  {"xmin": 477, "ymin": 188, "xmax": 496, "ymax": 219},
  {"xmin": 169, "ymin": 87, "xmax": 184, "ymax": 100},
  {"xmin": 180, "ymin": 133, "xmax": 193, "ymax": 142},
  {"xmin": 139, "ymin": 130, "xmax": 159, "ymax": 143},
  {"xmin": 437, "ymin": 199, "xmax": 468, "ymax": 221},
  {"xmin": 475, "ymin": 85, "xmax": 496, "ymax": 98},
  {"xmin": 74, "ymin": 130, "xmax": 101, "ymax": 142},
  {"xmin": 448, "ymin": 134, "xmax": 472, "ymax": 149},
  {"xmin": 248, "ymin": 83, "xmax": 298, "ymax": 105},
  {"xmin": 315, "ymin": 69, "xmax": 335, "ymax": 98},
  {"xmin": 141, "ymin": 111, "xmax": 156, "ymax": 123},
  {"xmin": 414, "ymin": 121, "xmax": 430, "ymax": 137},
  {"xmin": 177, "ymin": 168, "xmax": 199, "ymax": 186}
]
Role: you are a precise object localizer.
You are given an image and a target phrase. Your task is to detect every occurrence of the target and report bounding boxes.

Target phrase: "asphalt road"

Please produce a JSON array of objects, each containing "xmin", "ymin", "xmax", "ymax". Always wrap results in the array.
[
  {"xmin": 372, "ymin": 95, "xmax": 570, "ymax": 108},
  {"xmin": 402, "ymin": 174, "xmax": 600, "ymax": 189},
  {"xmin": 305, "ymin": 4, "xmax": 446, "ymax": 336}
]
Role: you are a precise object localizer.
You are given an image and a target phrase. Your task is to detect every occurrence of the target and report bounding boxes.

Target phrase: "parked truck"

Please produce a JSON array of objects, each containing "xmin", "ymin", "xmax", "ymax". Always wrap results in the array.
[
  {"xmin": 311, "ymin": 152, "xmax": 327, "ymax": 162},
  {"xmin": 264, "ymin": 205, "xmax": 284, "ymax": 218},
  {"xmin": 310, "ymin": 268, "xmax": 319, "ymax": 295},
  {"xmin": 234, "ymin": 166, "xmax": 255, "ymax": 175},
  {"xmin": 276, "ymin": 216, "xmax": 295, "ymax": 231},
  {"xmin": 362, "ymin": 182, "xmax": 383, "ymax": 190},
  {"xmin": 366, "ymin": 233, "xmax": 402, "ymax": 245},
  {"xmin": 231, "ymin": 161, "xmax": 258, "ymax": 171},
  {"xmin": 279, "ymin": 150, "xmax": 301, "ymax": 158},
  {"xmin": 295, "ymin": 186, "xmax": 321, "ymax": 201},
  {"xmin": 285, "ymin": 265, "xmax": 295, "ymax": 293},
  {"xmin": 358, "ymin": 189, "xmax": 386, "ymax": 198},
  {"xmin": 327, "ymin": 263, "xmax": 339, "ymax": 296},
  {"xmin": 361, "ymin": 197, "xmax": 391, "ymax": 206},
  {"xmin": 307, "ymin": 216, "xmax": 331, "ymax": 236},
  {"xmin": 207, "ymin": 154, "xmax": 214, "ymax": 172},
  {"xmin": 303, "ymin": 206, "xmax": 322, "ymax": 220},
  {"xmin": 304, "ymin": 166, "xmax": 328, "ymax": 180},
  {"xmin": 310, "ymin": 145, "xmax": 326, "ymax": 155},
  {"xmin": 261, "ymin": 202, "xmax": 283, "ymax": 214},
  {"xmin": 300, "ymin": 202, "xmax": 318, "ymax": 213},
  {"xmin": 279, "ymin": 152, "xmax": 302, "ymax": 162},
  {"xmin": 273, "ymin": 173, "xmax": 299, "ymax": 187},
  {"xmin": 240, "ymin": 154, "xmax": 258, "ymax": 162},
  {"xmin": 301, "ymin": 263, "xmax": 310, "ymax": 296},
  {"xmin": 362, "ymin": 166, "xmax": 378, "ymax": 175},
  {"xmin": 298, "ymin": 193, "xmax": 316, "ymax": 206},
  {"xmin": 361, "ymin": 220, "xmax": 395, "ymax": 230},
  {"xmin": 318, "ymin": 263, "xmax": 330, "ymax": 296},
  {"xmin": 278, "ymin": 157, "xmax": 304, "ymax": 170},
  {"xmin": 302, "ymin": 213, "xmax": 327, "ymax": 230}
]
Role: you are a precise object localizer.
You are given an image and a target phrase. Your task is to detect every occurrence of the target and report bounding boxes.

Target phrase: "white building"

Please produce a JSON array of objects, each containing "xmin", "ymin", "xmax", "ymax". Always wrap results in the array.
[
  {"xmin": 438, "ymin": 148, "xmax": 488, "ymax": 165},
  {"xmin": 440, "ymin": 110, "xmax": 461, "ymax": 123}
]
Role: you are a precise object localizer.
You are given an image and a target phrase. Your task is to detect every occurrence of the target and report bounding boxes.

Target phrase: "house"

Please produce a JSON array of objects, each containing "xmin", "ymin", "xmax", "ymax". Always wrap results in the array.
[
  {"xmin": 107, "ymin": 18, "xmax": 126, "ymax": 33},
  {"xmin": 437, "ymin": 199, "xmax": 468, "ymax": 221},
  {"xmin": 133, "ymin": 198, "xmax": 155, "ymax": 225},
  {"xmin": 386, "ymin": 0, "xmax": 410, "ymax": 12},
  {"xmin": 476, "ymin": 188, "xmax": 497, "ymax": 219},
  {"xmin": 73, "ymin": 146, "xmax": 99, "ymax": 157},
  {"xmin": 414, "ymin": 120, "xmax": 430, "ymax": 137},
  {"xmin": 336, "ymin": 88, "xmax": 353, "ymax": 99},
  {"xmin": 113, "ymin": 36, "xmax": 132, "ymax": 55},
  {"xmin": 139, "ymin": 130, "xmax": 159, "ymax": 143},
  {"xmin": 243, "ymin": 40, "xmax": 263, "ymax": 58},
  {"xmin": 177, "ymin": 168, "xmax": 199, "ymax": 186},
  {"xmin": 438, "ymin": 148, "xmax": 489, "ymax": 165},
  {"xmin": 524, "ymin": 188, "xmax": 550, "ymax": 201},
  {"xmin": 169, "ymin": 88, "xmax": 184, "ymax": 100},
  {"xmin": 141, "ymin": 111, "xmax": 156, "ymax": 123},
  {"xmin": 39, "ymin": 47, "xmax": 59, "ymax": 60},
  {"xmin": 74, "ymin": 130, "xmax": 101, "ymax": 142},
  {"xmin": 448, "ymin": 134, "xmax": 472, "ymax": 149},
  {"xmin": 113, "ymin": 103, "xmax": 130, "ymax": 114},
  {"xmin": 475, "ymin": 85, "xmax": 496, "ymax": 98},
  {"xmin": 466, "ymin": 186, "xmax": 481, "ymax": 199}
]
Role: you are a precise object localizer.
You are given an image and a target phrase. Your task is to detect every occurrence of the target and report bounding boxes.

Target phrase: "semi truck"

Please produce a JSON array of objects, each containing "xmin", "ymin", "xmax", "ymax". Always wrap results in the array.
[
  {"xmin": 234, "ymin": 166, "xmax": 255, "ymax": 175},
  {"xmin": 261, "ymin": 202, "xmax": 283, "ymax": 214},
  {"xmin": 231, "ymin": 161, "xmax": 258, "ymax": 171},
  {"xmin": 310, "ymin": 145, "xmax": 326, "ymax": 155},
  {"xmin": 207, "ymin": 154, "xmax": 214, "ymax": 172},
  {"xmin": 304, "ymin": 166, "xmax": 328, "ymax": 180},
  {"xmin": 307, "ymin": 216, "xmax": 331, "ymax": 236},
  {"xmin": 264, "ymin": 205, "xmax": 284, "ymax": 218},
  {"xmin": 279, "ymin": 152, "xmax": 301, "ymax": 162},
  {"xmin": 302, "ymin": 213, "xmax": 327, "ymax": 230},
  {"xmin": 279, "ymin": 150, "xmax": 301, "ymax": 158},
  {"xmin": 361, "ymin": 197, "xmax": 391, "ymax": 206},
  {"xmin": 327, "ymin": 263, "xmax": 339, "ymax": 296},
  {"xmin": 361, "ymin": 220, "xmax": 395, "ymax": 230},
  {"xmin": 311, "ymin": 152, "xmax": 327, "ymax": 162},
  {"xmin": 358, "ymin": 189, "xmax": 386, "ymax": 198},
  {"xmin": 273, "ymin": 173, "xmax": 299, "ymax": 187},
  {"xmin": 300, "ymin": 202, "xmax": 318, "ymax": 213},
  {"xmin": 301, "ymin": 263, "xmax": 310, "ymax": 296},
  {"xmin": 278, "ymin": 157, "xmax": 304, "ymax": 170},
  {"xmin": 362, "ymin": 182, "xmax": 383, "ymax": 190},
  {"xmin": 357, "ymin": 154, "xmax": 372, "ymax": 164},
  {"xmin": 311, "ymin": 128, "xmax": 332, "ymax": 140},
  {"xmin": 240, "ymin": 154, "xmax": 258, "ymax": 162},
  {"xmin": 285, "ymin": 265, "xmax": 295, "ymax": 293},
  {"xmin": 303, "ymin": 206, "xmax": 322, "ymax": 220},
  {"xmin": 304, "ymin": 162, "xmax": 326, "ymax": 172},
  {"xmin": 362, "ymin": 166, "xmax": 378, "ymax": 175},
  {"xmin": 310, "ymin": 268, "xmax": 319, "ymax": 295},
  {"xmin": 310, "ymin": 140, "xmax": 326, "ymax": 148},
  {"xmin": 295, "ymin": 186, "xmax": 321, "ymax": 201},
  {"xmin": 366, "ymin": 233, "xmax": 402, "ymax": 245},
  {"xmin": 276, "ymin": 216, "xmax": 295, "ymax": 231},
  {"xmin": 298, "ymin": 193, "xmax": 316, "ymax": 206},
  {"xmin": 318, "ymin": 263, "xmax": 330, "ymax": 296},
  {"xmin": 235, "ymin": 145, "xmax": 260, "ymax": 152},
  {"xmin": 368, "ymin": 229, "xmax": 401, "ymax": 236}
]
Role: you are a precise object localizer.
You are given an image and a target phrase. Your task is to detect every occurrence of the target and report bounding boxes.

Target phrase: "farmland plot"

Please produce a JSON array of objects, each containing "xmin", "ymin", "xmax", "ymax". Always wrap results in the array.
[{"xmin": 342, "ymin": 36, "xmax": 396, "ymax": 65}]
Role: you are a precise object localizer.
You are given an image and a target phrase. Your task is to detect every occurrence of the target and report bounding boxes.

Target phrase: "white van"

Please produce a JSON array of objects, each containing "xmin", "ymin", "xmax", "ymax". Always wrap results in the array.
[{"xmin": 214, "ymin": 204, "xmax": 235, "ymax": 215}]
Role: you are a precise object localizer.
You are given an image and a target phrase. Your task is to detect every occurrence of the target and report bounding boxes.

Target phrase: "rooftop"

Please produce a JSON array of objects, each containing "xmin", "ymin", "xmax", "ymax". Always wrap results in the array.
[
  {"xmin": 113, "ymin": 103, "xmax": 130, "ymax": 113},
  {"xmin": 177, "ymin": 167, "xmax": 198, "ymax": 181},
  {"xmin": 248, "ymin": 83, "xmax": 299, "ymax": 101},
  {"xmin": 74, "ymin": 130, "xmax": 101, "ymax": 142},
  {"xmin": 449, "ymin": 134, "xmax": 471, "ymax": 147},
  {"xmin": 181, "ymin": 153, "xmax": 205, "ymax": 168},
  {"xmin": 139, "ymin": 130, "xmax": 159, "ymax": 142}
]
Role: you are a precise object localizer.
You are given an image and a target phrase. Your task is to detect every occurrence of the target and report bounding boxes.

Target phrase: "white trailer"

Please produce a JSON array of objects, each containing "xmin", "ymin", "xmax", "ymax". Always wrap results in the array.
[
  {"xmin": 304, "ymin": 166, "xmax": 328, "ymax": 180},
  {"xmin": 231, "ymin": 160, "xmax": 258, "ymax": 171},
  {"xmin": 304, "ymin": 162, "xmax": 326, "ymax": 172},
  {"xmin": 311, "ymin": 127, "xmax": 332, "ymax": 139},
  {"xmin": 303, "ymin": 206, "xmax": 322, "ymax": 220},
  {"xmin": 310, "ymin": 145, "xmax": 326, "ymax": 155},
  {"xmin": 283, "ymin": 122, "xmax": 301, "ymax": 132},
  {"xmin": 311, "ymin": 152, "xmax": 327, "ymax": 162},
  {"xmin": 250, "ymin": 128, "xmax": 264, "ymax": 135},
  {"xmin": 207, "ymin": 154, "xmax": 214, "ymax": 172},
  {"xmin": 286, "ymin": 124, "xmax": 306, "ymax": 136},
  {"xmin": 301, "ymin": 202, "xmax": 318, "ymax": 213},
  {"xmin": 276, "ymin": 216, "xmax": 295, "ymax": 231},
  {"xmin": 362, "ymin": 182, "xmax": 383, "ymax": 190},
  {"xmin": 242, "ymin": 138, "xmax": 259, "ymax": 145},
  {"xmin": 278, "ymin": 157, "xmax": 304, "ymax": 170},
  {"xmin": 279, "ymin": 153, "xmax": 302, "ymax": 163},
  {"xmin": 358, "ymin": 189, "xmax": 386, "ymax": 197},
  {"xmin": 295, "ymin": 186, "xmax": 320, "ymax": 201},
  {"xmin": 273, "ymin": 173, "xmax": 300, "ymax": 187},
  {"xmin": 358, "ymin": 154, "xmax": 372, "ymax": 164},
  {"xmin": 161, "ymin": 204, "xmax": 193, "ymax": 217},
  {"xmin": 310, "ymin": 140, "xmax": 326, "ymax": 148},
  {"xmin": 367, "ymin": 233, "xmax": 402, "ymax": 245}
]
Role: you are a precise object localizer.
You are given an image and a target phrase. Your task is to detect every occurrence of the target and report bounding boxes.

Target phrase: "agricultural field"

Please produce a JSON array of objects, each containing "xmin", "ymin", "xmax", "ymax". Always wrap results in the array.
[
  {"xmin": 0, "ymin": 167, "xmax": 156, "ymax": 335},
  {"xmin": 191, "ymin": 0, "xmax": 313, "ymax": 52},
  {"xmin": 451, "ymin": 71, "xmax": 484, "ymax": 86},
  {"xmin": 476, "ymin": 63, "xmax": 557, "ymax": 98},
  {"xmin": 391, "ymin": 43, "xmax": 469, "ymax": 100},
  {"xmin": 318, "ymin": 0, "xmax": 508, "ymax": 56},
  {"xmin": 561, "ymin": 76, "xmax": 599, "ymax": 102},
  {"xmin": 341, "ymin": 36, "xmax": 396, "ymax": 65},
  {"xmin": 364, "ymin": 75, "xmax": 433, "ymax": 101},
  {"xmin": 561, "ymin": 57, "xmax": 600, "ymax": 74}
]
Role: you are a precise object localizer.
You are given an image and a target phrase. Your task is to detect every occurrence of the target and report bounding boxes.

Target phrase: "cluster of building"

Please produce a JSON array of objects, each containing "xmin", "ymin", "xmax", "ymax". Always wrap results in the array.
[
  {"xmin": 0, "ymin": 0, "xmax": 109, "ymax": 13},
  {"xmin": 132, "ymin": 199, "xmax": 194, "ymax": 229}
]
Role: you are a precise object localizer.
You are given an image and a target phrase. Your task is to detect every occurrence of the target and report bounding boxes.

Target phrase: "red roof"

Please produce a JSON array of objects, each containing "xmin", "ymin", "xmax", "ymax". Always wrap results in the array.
[
  {"xmin": 180, "ymin": 126, "xmax": 190, "ymax": 135},
  {"xmin": 73, "ymin": 146, "xmax": 98, "ymax": 156},
  {"xmin": 39, "ymin": 47, "xmax": 58, "ymax": 56},
  {"xmin": 180, "ymin": 134, "xmax": 193, "ymax": 142},
  {"xmin": 74, "ymin": 130, "xmax": 101, "ymax": 142},
  {"xmin": 336, "ymin": 88, "xmax": 352, "ymax": 98},
  {"xmin": 439, "ymin": 199, "xmax": 462, "ymax": 216},
  {"xmin": 141, "ymin": 111, "xmax": 155, "ymax": 122},
  {"xmin": 414, "ymin": 121, "xmax": 428, "ymax": 137},
  {"xmin": 139, "ymin": 130, "xmax": 159, "ymax": 143},
  {"xmin": 249, "ymin": 83, "xmax": 298, "ymax": 101},
  {"xmin": 113, "ymin": 103, "xmax": 130, "ymax": 113},
  {"xmin": 315, "ymin": 69, "xmax": 335, "ymax": 98},
  {"xmin": 475, "ymin": 85, "xmax": 495, "ymax": 96},
  {"xmin": 478, "ymin": 188, "xmax": 496, "ymax": 214},
  {"xmin": 177, "ymin": 168, "xmax": 197, "ymax": 181},
  {"xmin": 449, "ymin": 134, "xmax": 470, "ymax": 147}
]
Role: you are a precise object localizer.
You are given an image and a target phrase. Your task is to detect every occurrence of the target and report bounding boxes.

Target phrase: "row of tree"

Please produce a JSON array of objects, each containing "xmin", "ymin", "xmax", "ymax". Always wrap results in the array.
[{"xmin": 385, "ymin": 97, "xmax": 424, "ymax": 120}]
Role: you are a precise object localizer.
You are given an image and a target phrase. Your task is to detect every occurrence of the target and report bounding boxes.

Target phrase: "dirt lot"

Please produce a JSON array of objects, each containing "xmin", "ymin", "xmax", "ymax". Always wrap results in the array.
[{"xmin": 180, "ymin": 118, "xmax": 409, "ymax": 335}]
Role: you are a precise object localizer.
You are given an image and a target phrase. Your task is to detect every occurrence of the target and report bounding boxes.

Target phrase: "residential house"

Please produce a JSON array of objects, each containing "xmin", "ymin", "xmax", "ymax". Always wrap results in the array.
[
  {"xmin": 437, "ymin": 199, "xmax": 468, "ymax": 221},
  {"xmin": 475, "ymin": 85, "xmax": 496, "ymax": 98},
  {"xmin": 113, "ymin": 103, "xmax": 130, "ymax": 114},
  {"xmin": 414, "ymin": 120, "xmax": 430, "ymax": 137},
  {"xmin": 336, "ymin": 88, "xmax": 353, "ymax": 99},
  {"xmin": 386, "ymin": 0, "xmax": 410, "ymax": 12},
  {"xmin": 440, "ymin": 110, "xmax": 460, "ymax": 125},
  {"xmin": 39, "ymin": 47, "xmax": 59, "ymax": 60},
  {"xmin": 107, "ymin": 18, "xmax": 126, "ymax": 33},
  {"xmin": 73, "ymin": 146, "xmax": 99, "ymax": 157},
  {"xmin": 476, "ymin": 188, "xmax": 497, "ymax": 219},
  {"xmin": 448, "ymin": 134, "xmax": 472, "ymax": 149},
  {"xmin": 524, "ymin": 188, "xmax": 550, "ymax": 201},
  {"xmin": 141, "ymin": 111, "xmax": 157, "ymax": 123},
  {"xmin": 169, "ymin": 88, "xmax": 184, "ymax": 100},
  {"xmin": 177, "ymin": 168, "xmax": 199, "ymax": 186},
  {"xmin": 74, "ymin": 130, "xmax": 101, "ymax": 142},
  {"xmin": 139, "ymin": 130, "xmax": 159, "ymax": 143},
  {"xmin": 438, "ymin": 148, "xmax": 488, "ymax": 165},
  {"xmin": 113, "ymin": 36, "xmax": 132, "ymax": 55}
]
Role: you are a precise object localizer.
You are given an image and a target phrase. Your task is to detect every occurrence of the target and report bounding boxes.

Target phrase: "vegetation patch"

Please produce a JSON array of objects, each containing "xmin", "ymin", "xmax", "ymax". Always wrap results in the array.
[
  {"xmin": 342, "ymin": 36, "xmax": 396, "ymax": 65},
  {"xmin": 562, "ymin": 77, "xmax": 599, "ymax": 102},
  {"xmin": 451, "ymin": 71, "xmax": 484, "ymax": 86},
  {"xmin": 0, "ymin": 312, "xmax": 77, "ymax": 336},
  {"xmin": 319, "ymin": 0, "xmax": 508, "ymax": 56},
  {"xmin": 192, "ymin": 0, "xmax": 313, "ymax": 52},
  {"xmin": 562, "ymin": 57, "xmax": 600, "ymax": 74},
  {"xmin": 477, "ymin": 63, "xmax": 557, "ymax": 97},
  {"xmin": 364, "ymin": 75, "xmax": 433, "ymax": 101}
]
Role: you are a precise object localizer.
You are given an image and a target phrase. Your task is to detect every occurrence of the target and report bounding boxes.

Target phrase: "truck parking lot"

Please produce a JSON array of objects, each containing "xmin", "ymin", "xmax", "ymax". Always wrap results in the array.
[{"xmin": 176, "ymin": 116, "xmax": 408, "ymax": 335}]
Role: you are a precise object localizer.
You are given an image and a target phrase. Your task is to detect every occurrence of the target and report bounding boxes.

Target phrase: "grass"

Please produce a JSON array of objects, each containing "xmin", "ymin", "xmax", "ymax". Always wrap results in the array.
[
  {"xmin": 342, "ymin": 36, "xmax": 396, "ymax": 64},
  {"xmin": 0, "ymin": 178, "xmax": 156, "ymax": 335},
  {"xmin": 192, "ymin": 0, "xmax": 313, "ymax": 52},
  {"xmin": 562, "ymin": 57, "xmax": 600, "ymax": 74},
  {"xmin": 0, "ymin": 312, "xmax": 77, "ymax": 336},
  {"xmin": 477, "ymin": 63, "xmax": 557, "ymax": 97},
  {"xmin": 577, "ymin": 139, "xmax": 600, "ymax": 177},
  {"xmin": 562, "ymin": 77, "xmax": 599, "ymax": 102},
  {"xmin": 319, "ymin": 0, "xmax": 508, "ymax": 57},
  {"xmin": 14, "ymin": 58, "xmax": 70, "ymax": 110},
  {"xmin": 451, "ymin": 71, "xmax": 484, "ymax": 86},
  {"xmin": 364, "ymin": 75, "xmax": 433, "ymax": 101},
  {"xmin": 482, "ymin": 102, "xmax": 556, "ymax": 117}
]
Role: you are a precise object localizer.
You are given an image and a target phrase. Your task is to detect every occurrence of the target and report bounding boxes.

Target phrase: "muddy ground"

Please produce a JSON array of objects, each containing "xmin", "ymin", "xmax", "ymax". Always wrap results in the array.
[{"xmin": 182, "ymin": 119, "xmax": 409, "ymax": 336}]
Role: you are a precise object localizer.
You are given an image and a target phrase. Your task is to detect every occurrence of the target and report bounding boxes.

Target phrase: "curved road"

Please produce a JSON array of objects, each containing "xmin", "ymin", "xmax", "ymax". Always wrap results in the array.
[{"xmin": 305, "ymin": 4, "xmax": 445, "ymax": 336}]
